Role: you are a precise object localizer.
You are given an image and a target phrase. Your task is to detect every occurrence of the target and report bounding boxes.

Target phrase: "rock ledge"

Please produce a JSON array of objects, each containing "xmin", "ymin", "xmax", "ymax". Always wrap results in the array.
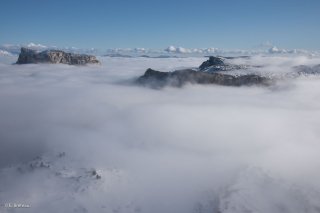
[{"xmin": 16, "ymin": 47, "xmax": 100, "ymax": 65}]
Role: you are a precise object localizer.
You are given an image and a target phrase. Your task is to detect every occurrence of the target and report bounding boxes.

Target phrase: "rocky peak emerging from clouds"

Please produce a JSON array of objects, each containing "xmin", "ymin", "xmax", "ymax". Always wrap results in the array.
[
  {"xmin": 199, "ymin": 56, "xmax": 248, "ymax": 72},
  {"xmin": 136, "ymin": 56, "xmax": 273, "ymax": 88},
  {"xmin": 137, "ymin": 68, "xmax": 270, "ymax": 88},
  {"xmin": 199, "ymin": 56, "xmax": 224, "ymax": 70},
  {"xmin": 16, "ymin": 47, "xmax": 100, "ymax": 65}
]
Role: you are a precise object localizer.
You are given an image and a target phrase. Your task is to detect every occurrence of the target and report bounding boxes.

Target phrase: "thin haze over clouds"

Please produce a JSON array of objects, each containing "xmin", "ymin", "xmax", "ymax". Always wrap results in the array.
[
  {"xmin": 0, "ymin": 0, "xmax": 320, "ymax": 49},
  {"xmin": 1, "ymin": 56, "xmax": 320, "ymax": 212}
]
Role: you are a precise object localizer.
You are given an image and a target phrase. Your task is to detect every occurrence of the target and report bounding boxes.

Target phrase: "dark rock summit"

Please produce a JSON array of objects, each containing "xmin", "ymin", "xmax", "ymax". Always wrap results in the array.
[
  {"xmin": 199, "ymin": 56, "xmax": 224, "ymax": 70},
  {"xmin": 137, "ymin": 68, "xmax": 269, "ymax": 88},
  {"xmin": 16, "ymin": 47, "xmax": 100, "ymax": 65},
  {"xmin": 199, "ymin": 56, "xmax": 247, "ymax": 72}
]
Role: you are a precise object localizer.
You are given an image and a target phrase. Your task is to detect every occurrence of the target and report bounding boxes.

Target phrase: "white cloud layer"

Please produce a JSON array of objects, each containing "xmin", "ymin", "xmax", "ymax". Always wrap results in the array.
[
  {"xmin": 26, "ymin": 42, "xmax": 47, "ymax": 49},
  {"xmin": 0, "ymin": 50, "xmax": 12, "ymax": 56},
  {"xmin": 1, "ymin": 43, "xmax": 319, "ymax": 57},
  {"xmin": 0, "ymin": 56, "xmax": 320, "ymax": 212}
]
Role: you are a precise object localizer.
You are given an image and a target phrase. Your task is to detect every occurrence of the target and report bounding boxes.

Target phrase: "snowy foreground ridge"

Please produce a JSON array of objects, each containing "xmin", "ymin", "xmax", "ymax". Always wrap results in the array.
[{"xmin": 1, "ymin": 55, "xmax": 320, "ymax": 212}]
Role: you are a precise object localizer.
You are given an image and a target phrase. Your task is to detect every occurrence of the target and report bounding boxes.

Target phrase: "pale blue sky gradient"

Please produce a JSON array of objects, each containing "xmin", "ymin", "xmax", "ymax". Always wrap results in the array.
[{"xmin": 0, "ymin": 0, "xmax": 319, "ymax": 49}]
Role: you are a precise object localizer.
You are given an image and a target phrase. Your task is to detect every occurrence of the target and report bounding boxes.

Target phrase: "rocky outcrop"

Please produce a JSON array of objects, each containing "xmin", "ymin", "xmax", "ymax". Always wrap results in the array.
[
  {"xmin": 199, "ymin": 56, "xmax": 224, "ymax": 70},
  {"xmin": 199, "ymin": 56, "xmax": 247, "ymax": 72},
  {"xmin": 137, "ymin": 68, "xmax": 270, "ymax": 88},
  {"xmin": 136, "ymin": 56, "xmax": 271, "ymax": 88},
  {"xmin": 16, "ymin": 47, "xmax": 100, "ymax": 65}
]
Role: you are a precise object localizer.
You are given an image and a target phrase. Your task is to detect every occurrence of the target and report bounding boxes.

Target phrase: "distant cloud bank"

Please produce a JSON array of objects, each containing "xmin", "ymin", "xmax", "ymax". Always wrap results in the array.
[{"xmin": 0, "ymin": 42, "xmax": 319, "ymax": 57}]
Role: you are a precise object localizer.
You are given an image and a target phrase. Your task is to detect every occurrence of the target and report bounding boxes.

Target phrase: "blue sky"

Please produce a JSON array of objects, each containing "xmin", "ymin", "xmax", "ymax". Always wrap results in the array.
[{"xmin": 0, "ymin": 0, "xmax": 319, "ymax": 50}]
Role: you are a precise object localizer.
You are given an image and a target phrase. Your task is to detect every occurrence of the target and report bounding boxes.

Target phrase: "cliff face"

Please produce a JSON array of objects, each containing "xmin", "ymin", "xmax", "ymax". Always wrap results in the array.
[{"xmin": 16, "ymin": 48, "xmax": 100, "ymax": 65}]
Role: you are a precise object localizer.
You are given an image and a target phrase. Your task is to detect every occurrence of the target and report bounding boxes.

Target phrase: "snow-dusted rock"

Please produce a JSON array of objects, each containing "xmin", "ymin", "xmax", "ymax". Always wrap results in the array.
[
  {"xmin": 16, "ymin": 48, "xmax": 100, "ymax": 65},
  {"xmin": 199, "ymin": 56, "xmax": 248, "ymax": 72},
  {"xmin": 137, "ymin": 68, "xmax": 269, "ymax": 88},
  {"xmin": 136, "ymin": 57, "xmax": 269, "ymax": 88}
]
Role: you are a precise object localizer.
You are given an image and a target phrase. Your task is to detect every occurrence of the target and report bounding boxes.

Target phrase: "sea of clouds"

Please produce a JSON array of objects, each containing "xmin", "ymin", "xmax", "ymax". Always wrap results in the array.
[{"xmin": 0, "ymin": 55, "xmax": 320, "ymax": 213}]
